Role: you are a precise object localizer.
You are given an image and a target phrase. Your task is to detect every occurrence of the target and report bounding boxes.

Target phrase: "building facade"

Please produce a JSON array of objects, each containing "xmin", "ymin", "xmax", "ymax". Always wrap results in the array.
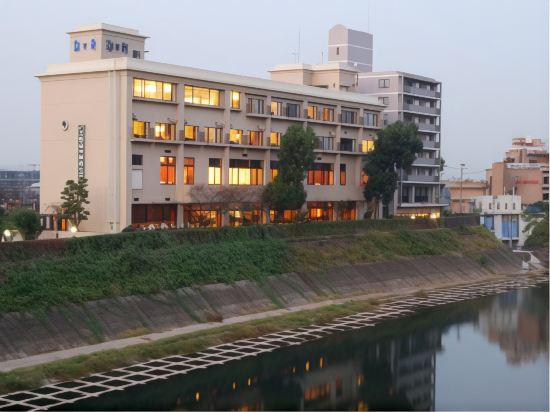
[
  {"xmin": 486, "ymin": 137, "xmax": 549, "ymax": 206},
  {"xmin": 39, "ymin": 24, "xmax": 385, "ymax": 233},
  {"xmin": 271, "ymin": 25, "xmax": 444, "ymax": 218},
  {"xmin": 475, "ymin": 195, "xmax": 526, "ymax": 248},
  {"xmin": 0, "ymin": 169, "xmax": 40, "ymax": 210},
  {"xmin": 442, "ymin": 179, "xmax": 488, "ymax": 214}
]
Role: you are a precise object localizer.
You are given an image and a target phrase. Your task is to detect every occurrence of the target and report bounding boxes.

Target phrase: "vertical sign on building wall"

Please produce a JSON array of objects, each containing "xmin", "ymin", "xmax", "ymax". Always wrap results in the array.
[{"xmin": 77, "ymin": 125, "xmax": 85, "ymax": 179}]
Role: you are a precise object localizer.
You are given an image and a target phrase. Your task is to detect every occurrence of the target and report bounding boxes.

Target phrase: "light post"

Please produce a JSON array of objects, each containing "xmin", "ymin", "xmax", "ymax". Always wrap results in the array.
[{"xmin": 459, "ymin": 163, "xmax": 466, "ymax": 214}]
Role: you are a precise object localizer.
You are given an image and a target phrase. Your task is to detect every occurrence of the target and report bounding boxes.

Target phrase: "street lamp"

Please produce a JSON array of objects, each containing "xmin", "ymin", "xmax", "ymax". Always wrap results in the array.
[
  {"xmin": 459, "ymin": 163, "xmax": 466, "ymax": 214},
  {"xmin": 70, "ymin": 225, "xmax": 78, "ymax": 234},
  {"xmin": 2, "ymin": 229, "xmax": 12, "ymax": 242}
]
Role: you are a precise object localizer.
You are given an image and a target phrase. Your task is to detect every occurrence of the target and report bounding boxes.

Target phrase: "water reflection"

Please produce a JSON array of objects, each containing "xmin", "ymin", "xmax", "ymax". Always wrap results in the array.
[
  {"xmin": 69, "ymin": 285, "xmax": 548, "ymax": 411},
  {"xmin": 477, "ymin": 286, "xmax": 549, "ymax": 365}
]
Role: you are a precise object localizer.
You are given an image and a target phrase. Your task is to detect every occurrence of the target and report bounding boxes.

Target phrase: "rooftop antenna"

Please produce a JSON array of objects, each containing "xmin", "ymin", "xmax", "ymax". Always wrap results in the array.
[
  {"xmin": 291, "ymin": 28, "xmax": 301, "ymax": 63},
  {"xmin": 320, "ymin": 51, "xmax": 324, "ymax": 64},
  {"xmin": 367, "ymin": 0, "xmax": 370, "ymax": 32}
]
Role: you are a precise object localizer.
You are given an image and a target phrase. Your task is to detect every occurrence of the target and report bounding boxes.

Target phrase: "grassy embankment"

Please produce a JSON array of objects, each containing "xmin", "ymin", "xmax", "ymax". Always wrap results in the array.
[{"xmin": 0, "ymin": 220, "xmax": 501, "ymax": 314}]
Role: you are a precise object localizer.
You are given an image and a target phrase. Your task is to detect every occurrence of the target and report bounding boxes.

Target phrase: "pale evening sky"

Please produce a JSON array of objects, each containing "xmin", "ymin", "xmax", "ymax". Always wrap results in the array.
[{"xmin": 0, "ymin": 0, "xmax": 548, "ymax": 179}]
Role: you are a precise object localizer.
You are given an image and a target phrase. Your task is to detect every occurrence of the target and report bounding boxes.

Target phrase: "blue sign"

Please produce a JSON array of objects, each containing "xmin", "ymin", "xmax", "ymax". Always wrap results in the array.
[
  {"xmin": 90, "ymin": 39, "xmax": 96, "ymax": 50},
  {"xmin": 74, "ymin": 40, "xmax": 80, "ymax": 52}
]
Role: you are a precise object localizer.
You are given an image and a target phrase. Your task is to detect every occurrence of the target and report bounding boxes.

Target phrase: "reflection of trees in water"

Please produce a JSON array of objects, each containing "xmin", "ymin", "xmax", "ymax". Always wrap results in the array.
[
  {"xmin": 68, "ymin": 287, "xmax": 547, "ymax": 411},
  {"xmin": 477, "ymin": 286, "xmax": 549, "ymax": 365}
]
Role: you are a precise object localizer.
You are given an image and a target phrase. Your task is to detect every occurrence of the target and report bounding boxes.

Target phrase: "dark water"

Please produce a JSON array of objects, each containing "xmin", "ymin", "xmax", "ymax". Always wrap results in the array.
[{"xmin": 69, "ymin": 285, "xmax": 549, "ymax": 411}]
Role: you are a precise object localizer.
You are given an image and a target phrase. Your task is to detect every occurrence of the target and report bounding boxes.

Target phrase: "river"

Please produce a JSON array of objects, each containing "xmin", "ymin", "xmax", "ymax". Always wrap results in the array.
[{"xmin": 66, "ymin": 285, "xmax": 549, "ymax": 411}]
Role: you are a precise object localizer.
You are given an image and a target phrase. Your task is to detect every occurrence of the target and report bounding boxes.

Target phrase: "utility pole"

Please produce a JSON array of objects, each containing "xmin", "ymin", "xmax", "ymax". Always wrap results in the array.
[{"xmin": 459, "ymin": 163, "xmax": 466, "ymax": 213}]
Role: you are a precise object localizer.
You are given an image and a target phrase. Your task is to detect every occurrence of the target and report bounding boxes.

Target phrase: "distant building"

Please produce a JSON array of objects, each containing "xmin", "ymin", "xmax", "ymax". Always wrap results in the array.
[
  {"xmin": 442, "ymin": 179, "xmax": 487, "ymax": 214},
  {"xmin": 270, "ymin": 24, "xmax": 445, "ymax": 219},
  {"xmin": 486, "ymin": 137, "xmax": 549, "ymax": 206},
  {"xmin": 475, "ymin": 195, "xmax": 526, "ymax": 248},
  {"xmin": 0, "ymin": 169, "xmax": 40, "ymax": 210}
]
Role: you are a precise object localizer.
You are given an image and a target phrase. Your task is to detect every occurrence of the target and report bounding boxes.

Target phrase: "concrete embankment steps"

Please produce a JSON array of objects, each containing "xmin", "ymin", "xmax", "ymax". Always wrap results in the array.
[{"xmin": 0, "ymin": 248, "xmax": 525, "ymax": 362}]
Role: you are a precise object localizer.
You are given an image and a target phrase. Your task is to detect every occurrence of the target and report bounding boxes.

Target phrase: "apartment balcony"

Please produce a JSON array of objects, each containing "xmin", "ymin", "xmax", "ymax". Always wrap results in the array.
[
  {"xmin": 415, "ymin": 123, "xmax": 440, "ymax": 133},
  {"xmin": 180, "ymin": 131, "xmax": 224, "ymax": 145},
  {"xmin": 422, "ymin": 140, "xmax": 440, "ymax": 149},
  {"xmin": 401, "ymin": 174, "xmax": 440, "ymax": 183},
  {"xmin": 245, "ymin": 103, "xmax": 269, "ymax": 118},
  {"xmin": 227, "ymin": 133, "xmax": 264, "ymax": 147},
  {"xmin": 413, "ymin": 157, "xmax": 441, "ymax": 166},
  {"xmin": 338, "ymin": 113, "xmax": 362, "ymax": 127},
  {"xmin": 303, "ymin": 108, "xmax": 336, "ymax": 124},
  {"xmin": 403, "ymin": 103, "xmax": 440, "ymax": 116},
  {"xmin": 403, "ymin": 85, "xmax": 441, "ymax": 99}
]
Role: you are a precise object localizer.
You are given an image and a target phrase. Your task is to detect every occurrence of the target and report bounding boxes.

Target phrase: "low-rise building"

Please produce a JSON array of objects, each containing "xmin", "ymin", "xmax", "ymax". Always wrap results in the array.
[
  {"xmin": 442, "ymin": 179, "xmax": 487, "ymax": 214},
  {"xmin": 475, "ymin": 195, "xmax": 526, "ymax": 248},
  {"xmin": 39, "ymin": 24, "xmax": 385, "ymax": 233}
]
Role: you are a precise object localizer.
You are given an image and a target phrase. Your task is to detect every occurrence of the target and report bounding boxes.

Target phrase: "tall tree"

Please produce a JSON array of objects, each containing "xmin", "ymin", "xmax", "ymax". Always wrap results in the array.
[
  {"xmin": 363, "ymin": 122, "xmax": 423, "ymax": 215},
  {"xmin": 60, "ymin": 178, "xmax": 90, "ymax": 228},
  {"xmin": 263, "ymin": 125, "xmax": 316, "ymax": 219}
]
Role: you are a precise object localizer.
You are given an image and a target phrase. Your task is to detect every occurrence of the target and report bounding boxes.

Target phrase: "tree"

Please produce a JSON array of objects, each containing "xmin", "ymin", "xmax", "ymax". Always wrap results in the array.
[
  {"xmin": 263, "ymin": 125, "xmax": 316, "ymax": 220},
  {"xmin": 363, "ymin": 122, "xmax": 423, "ymax": 216},
  {"xmin": 7, "ymin": 208, "xmax": 42, "ymax": 240},
  {"xmin": 60, "ymin": 178, "xmax": 90, "ymax": 228},
  {"xmin": 523, "ymin": 201, "xmax": 549, "ymax": 249}
]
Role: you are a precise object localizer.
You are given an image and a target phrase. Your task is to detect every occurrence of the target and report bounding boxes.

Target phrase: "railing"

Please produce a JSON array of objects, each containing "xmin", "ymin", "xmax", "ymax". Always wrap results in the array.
[
  {"xmin": 422, "ymin": 140, "xmax": 440, "ymax": 149},
  {"xmin": 338, "ymin": 139, "xmax": 356, "ymax": 152},
  {"xmin": 413, "ymin": 157, "xmax": 441, "ymax": 166},
  {"xmin": 180, "ymin": 131, "xmax": 223, "ymax": 144},
  {"xmin": 403, "ymin": 85, "xmax": 441, "ymax": 98},
  {"xmin": 403, "ymin": 103, "xmax": 440, "ymax": 115},
  {"xmin": 227, "ymin": 133, "xmax": 263, "ymax": 146},
  {"xmin": 246, "ymin": 103, "xmax": 267, "ymax": 116},
  {"xmin": 401, "ymin": 174, "xmax": 439, "ymax": 183},
  {"xmin": 304, "ymin": 108, "xmax": 336, "ymax": 123},
  {"xmin": 415, "ymin": 123, "xmax": 440, "ymax": 132},
  {"xmin": 338, "ymin": 112, "xmax": 361, "ymax": 126}
]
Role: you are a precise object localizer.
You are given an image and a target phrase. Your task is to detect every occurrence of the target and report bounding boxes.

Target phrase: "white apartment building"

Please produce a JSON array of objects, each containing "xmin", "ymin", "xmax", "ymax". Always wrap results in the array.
[
  {"xmin": 39, "ymin": 24, "xmax": 385, "ymax": 233},
  {"xmin": 475, "ymin": 195, "xmax": 527, "ymax": 247}
]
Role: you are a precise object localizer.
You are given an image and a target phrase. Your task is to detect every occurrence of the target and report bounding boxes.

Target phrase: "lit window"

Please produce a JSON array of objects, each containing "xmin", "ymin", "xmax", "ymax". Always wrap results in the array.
[
  {"xmin": 184, "ymin": 157, "xmax": 194, "ymax": 184},
  {"xmin": 184, "ymin": 85, "xmax": 220, "ymax": 106},
  {"xmin": 208, "ymin": 158, "xmax": 222, "ymax": 185},
  {"xmin": 248, "ymin": 131, "xmax": 263, "ymax": 146},
  {"xmin": 229, "ymin": 129, "xmax": 243, "ymax": 144},
  {"xmin": 247, "ymin": 97, "xmax": 265, "ymax": 114},
  {"xmin": 340, "ymin": 164, "xmax": 346, "ymax": 185},
  {"xmin": 270, "ymin": 161, "xmax": 279, "ymax": 182},
  {"xmin": 361, "ymin": 140, "xmax": 375, "ymax": 153},
  {"xmin": 184, "ymin": 125, "xmax": 198, "ymax": 141},
  {"xmin": 229, "ymin": 210, "xmax": 264, "ymax": 226},
  {"xmin": 160, "ymin": 156, "xmax": 176, "ymax": 185},
  {"xmin": 231, "ymin": 91, "xmax": 241, "ymax": 109},
  {"xmin": 322, "ymin": 107, "xmax": 334, "ymax": 122},
  {"xmin": 154, "ymin": 123, "xmax": 175, "ymax": 140},
  {"xmin": 362, "ymin": 172, "xmax": 369, "ymax": 185},
  {"xmin": 307, "ymin": 105, "xmax": 317, "ymax": 119},
  {"xmin": 133, "ymin": 120, "xmax": 147, "ymax": 138},
  {"xmin": 271, "ymin": 101, "xmax": 283, "ymax": 116},
  {"xmin": 133, "ymin": 78, "xmax": 174, "ymax": 101},
  {"xmin": 270, "ymin": 132, "xmax": 281, "ymax": 147},
  {"xmin": 205, "ymin": 127, "xmax": 222, "ymax": 143},
  {"xmin": 307, "ymin": 163, "xmax": 334, "ymax": 185},
  {"xmin": 308, "ymin": 202, "xmax": 333, "ymax": 221},
  {"xmin": 269, "ymin": 209, "xmax": 298, "ymax": 223},
  {"xmin": 229, "ymin": 159, "xmax": 263, "ymax": 185}
]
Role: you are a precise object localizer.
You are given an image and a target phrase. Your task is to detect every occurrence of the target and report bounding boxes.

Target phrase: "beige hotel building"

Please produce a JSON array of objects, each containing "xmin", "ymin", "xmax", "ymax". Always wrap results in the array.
[{"xmin": 39, "ymin": 24, "xmax": 385, "ymax": 233}]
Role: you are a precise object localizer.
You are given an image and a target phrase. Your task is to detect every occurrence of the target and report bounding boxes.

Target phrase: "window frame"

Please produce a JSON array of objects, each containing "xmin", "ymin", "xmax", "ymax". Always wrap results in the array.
[
  {"xmin": 160, "ymin": 156, "xmax": 176, "ymax": 185},
  {"xmin": 183, "ymin": 157, "xmax": 195, "ymax": 185}
]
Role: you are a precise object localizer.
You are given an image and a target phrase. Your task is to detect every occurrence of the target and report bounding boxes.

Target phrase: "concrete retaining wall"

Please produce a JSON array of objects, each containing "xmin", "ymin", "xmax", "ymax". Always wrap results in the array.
[{"xmin": 0, "ymin": 248, "xmax": 523, "ymax": 362}]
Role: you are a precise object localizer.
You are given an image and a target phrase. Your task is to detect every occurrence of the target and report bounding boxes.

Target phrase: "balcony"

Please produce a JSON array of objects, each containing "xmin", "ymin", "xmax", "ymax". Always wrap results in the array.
[
  {"xmin": 339, "ymin": 112, "xmax": 361, "ymax": 127},
  {"xmin": 422, "ymin": 140, "xmax": 440, "ymax": 149},
  {"xmin": 338, "ymin": 138, "xmax": 356, "ymax": 153},
  {"xmin": 304, "ymin": 108, "xmax": 336, "ymax": 124},
  {"xmin": 271, "ymin": 103, "xmax": 302, "ymax": 120},
  {"xmin": 403, "ymin": 103, "xmax": 440, "ymax": 116},
  {"xmin": 404, "ymin": 85, "xmax": 441, "ymax": 99},
  {"xmin": 246, "ymin": 103, "xmax": 269, "ymax": 117},
  {"xmin": 415, "ymin": 122, "xmax": 440, "ymax": 133},
  {"xmin": 227, "ymin": 133, "xmax": 264, "ymax": 147},
  {"xmin": 179, "ymin": 131, "xmax": 224, "ymax": 145},
  {"xmin": 401, "ymin": 174, "xmax": 440, "ymax": 183},
  {"xmin": 413, "ymin": 157, "xmax": 441, "ymax": 166}
]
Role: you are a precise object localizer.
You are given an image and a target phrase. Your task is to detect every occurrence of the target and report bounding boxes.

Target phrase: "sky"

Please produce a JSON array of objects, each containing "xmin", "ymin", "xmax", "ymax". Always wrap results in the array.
[{"xmin": 0, "ymin": 0, "xmax": 548, "ymax": 179}]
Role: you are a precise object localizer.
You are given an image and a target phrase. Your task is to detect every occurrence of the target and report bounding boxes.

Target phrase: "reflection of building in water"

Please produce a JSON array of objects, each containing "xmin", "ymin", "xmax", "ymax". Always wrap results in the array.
[{"xmin": 478, "ymin": 288, "xmax": 549, "ymax": 365}]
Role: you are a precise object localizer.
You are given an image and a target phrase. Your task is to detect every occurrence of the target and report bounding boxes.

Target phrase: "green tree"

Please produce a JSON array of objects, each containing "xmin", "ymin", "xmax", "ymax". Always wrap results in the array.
[
  {"xmin": 263, "ymin": 125, "xmax": 316, "ymax": 220},
  {"xmin": 60, "ymin": 178, "xmax": 90, "ymax": 228},
  {"xmin": 363, "ymin": 122, "xmax": 423, "ymax": 216},
  {"xmin": 523, "ymin": 202, "xmax": 549, "ymax": 249},
  {"xmin": 7, "ymin": 208, "xmax": 42, "ymax": 240}
]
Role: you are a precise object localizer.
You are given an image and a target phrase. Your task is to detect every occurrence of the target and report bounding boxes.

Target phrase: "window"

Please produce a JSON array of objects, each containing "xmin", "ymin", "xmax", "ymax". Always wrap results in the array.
[
  {"xmin": 316, "ymin": 136, "xmax": 333, "ymax": 150},
  {"xmin": 184, "ymin": 85, "xmax": 220, "ymax": 106},
  {"xmin": 270, "ymin": 161, "xmax": 279, "ymax": 182},
  {"xmin": 307, "ymin": 163, "xmax": 334, "ymax": 185},
  {"xmin": 270, "ymin": 132, "xmax": 281, "ymax": 147},
  {"xmin": 308, "ymin": 202, "xmax": 333, "ymax": 221},
  {"xmin": 205, "ymin": 127, "xmax": 223, "ymax": 143},
  {"xmin": 184, "ymin": 125, "xmax": 198, "ymax": 141},
  {"xmin": 269, "ymin": 209, "xmax": 298, "ymax": 223},
  {"xmin": 378, "ymin": 97, "xmax": 389, "ymax": 105},
  {"xmin": 229, "ymin": 129, "xmax": 243, "ymax": 144},
  {"xmin": 132, "ymin": 50, "xmax": 141, "ymax": 59},
  {"xmin": 340, "ymin": 164, "xmax": 346, "ymax": 185},
  {"xmin": 231, "ymin": 91, "xmax": 241, "ymax": 109},
  {"xmin": 132, "ymin": 204, "xmax": 177, "ymax": 227},
  {"xmin": 362, "ymin": 172, "xmax": 369, "ymax": 185},
  {"xmin": 544, "ymin": 176, "xmax": 549, "ymax": 185},
  {"xmin": 160, "ymin": 156, "xmax": 176, "ymax": 185},
  {"xmin": 336, "ymin": 47, "xmax": 339, "ymax": 55},
  {"xmin": 229, "ymin": 210, "xmax": 264, "ymax": 226},
  {"xmin": 378, "ymin": 79, "xmax": 390, "ymax": 88},
  {"xmin": 248, "ymin": 131, "xmax": 263, "ymax": 146},
  {"xmin": 286, "ymin": 103, "xmax": 300, "ymax": 118},
  {"xmin": 364, "ymin": 113, "xmax": 378, "ymax": 127},
  {"xmin": 322, "ymin": 107, "xmax": 335, "ymax": 122},
  {"xmin": 184, "ymin": 206, "xmax": 220, "ymax": 228},
  {"xmin": 133, "ymin": 79, "xmax": 174, "ymax": 101},
  {"xmin": 339, "ymin": 138, "xmax": 355, "ymax": 152},
  {"xmin": 131, "ymin": 170, "xmax": 143, "ymax": 190},
  {"xmin": 338, "ymin": 201, "xmax": 356, "ymax": 221},
  {"xmin": 414, "ymin": 187, "xmax": 429, "ymax": 203},
  {"xmin": 229, "ymin": 159, "xmax": 263, "ymax": 185},
  {"xmin": 184, "ymin": 157, "xmax": 194, "ymax": 184},
  {"xmin": 247, "ymin": 97, "xmax": 265, "ymax": 114},
  {"xmin": 483, "ymin": 216, "xmax": 494, "ymax": 231},
  {"xmin": 361, "ymin": 140, "xmax": 375, "ymax": 153},
  {"xmin": 132, "ymin": 154, "xmax": 143, "ymax": 166},
  {"xmin": 208, "ymin": 158, "xmax": 222, "ymax": 185},
  {"xmin": 271, "ymin": 101, "xmax": 283, "ymax": 116},
  {"xmin": 307, "ymin": 105, "xmax": 318, "ymax": 119},
  {"xmin": 341, "ymin": 109, "xmax": 357, "ymax": 124},
  {"xmin": 133, "ymin": 120, "xmax": 148, "ymax": 138},
  {"xmin": 154, "ymin": 123, "xmax": 175, "ymax": 140}
]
